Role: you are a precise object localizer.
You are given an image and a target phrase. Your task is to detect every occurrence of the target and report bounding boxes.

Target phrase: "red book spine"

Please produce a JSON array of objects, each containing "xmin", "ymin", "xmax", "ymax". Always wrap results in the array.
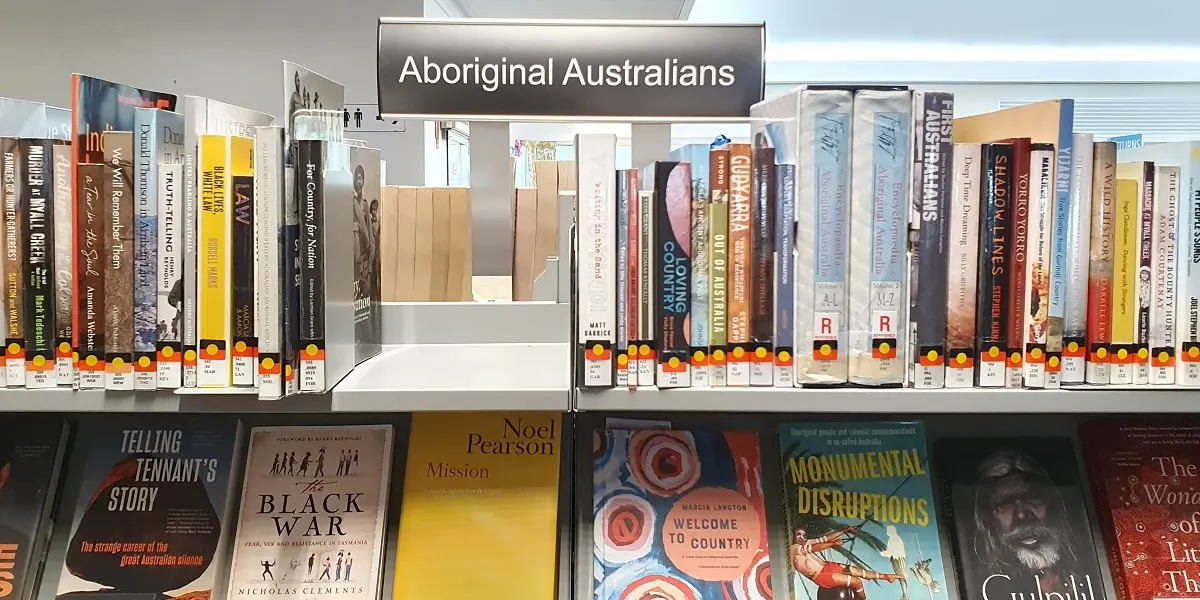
[{"xmin": 1005, "ymin": 138, "xmax": 1031, "ymax": 381}]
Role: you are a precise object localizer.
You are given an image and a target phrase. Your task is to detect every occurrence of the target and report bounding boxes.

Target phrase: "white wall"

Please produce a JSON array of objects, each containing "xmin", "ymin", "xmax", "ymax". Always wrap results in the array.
[{"xmin": 0, "ymin": 0, "xmax": 435, "ymax": 185}]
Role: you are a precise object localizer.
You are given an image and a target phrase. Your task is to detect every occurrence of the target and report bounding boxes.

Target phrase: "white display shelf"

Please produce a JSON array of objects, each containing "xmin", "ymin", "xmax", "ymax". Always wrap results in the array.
[
  {"xmin": 0, "ymin": 388, "xmax": 332, "ymax": 412},
  {"xmin": 577, "ymin": 386, "xmax": 1200, "ymax": 413},
  {"xmin": 332, "ymin": 342, "xmax": 571, "ymax": 411}
]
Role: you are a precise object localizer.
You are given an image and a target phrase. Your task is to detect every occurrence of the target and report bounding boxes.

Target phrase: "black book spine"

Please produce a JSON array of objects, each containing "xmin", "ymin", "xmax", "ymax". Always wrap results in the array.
[
  {"xmin": 912, "ymin": 92, "xmax": 954, "ymax": 385},
  {"xmin": 22, "ymin": 140, "xmax": 54, "ymax": 371},
  {"xmin": 751, "ymin": 142, "xmax": 775, "ymax": 350},
  {"xmin": 654, "ymin": 161, "xmax": 691, "ymax": 385},
  {"xmin": 976, "ymin": 143, "xmax": 1014, "ymax": 383},
  {"xmin": 298, "ymin": 140, "xmax": 325, "ymax": 352},
  {"xmin": 231, "ymin": 174, "xmax": 255, "ymax": 382}
]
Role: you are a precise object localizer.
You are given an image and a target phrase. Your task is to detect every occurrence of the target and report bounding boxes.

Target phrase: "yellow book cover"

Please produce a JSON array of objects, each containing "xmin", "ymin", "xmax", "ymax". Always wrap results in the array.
[
  {"xmin": 198, "ymin": 134, "xmax": 230, "ymax": 387},
  {"xmin": 393, "ymin": 412, "xmax": 561, "ymax": 600},
  {"xmin": 1111, "ymin": 178, "xmax": 1140, "ymax": 382}
]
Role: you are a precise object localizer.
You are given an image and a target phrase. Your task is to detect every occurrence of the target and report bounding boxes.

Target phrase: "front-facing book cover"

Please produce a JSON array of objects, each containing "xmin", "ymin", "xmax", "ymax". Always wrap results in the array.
[
  {"xmin": 225, "ymin": 425, "xmax": 393, "ymax": 600},
  {"xmin": 779, "ymin": 421, "xmax": 949, "ymax": 600},
  {"xmin": 593, "ymin": 428, "xmax": 772, "ymax": 600},
  {"xmin": 55, "ymin": 416, "xmax": 242, "ymax": 600},
  {"xmin": 936, "ymin": 437, "xmax": 1106, "ymax": 600},
  {"xmin": 0, "ymin": 418, "xmax": 68, "ymax": 600}
]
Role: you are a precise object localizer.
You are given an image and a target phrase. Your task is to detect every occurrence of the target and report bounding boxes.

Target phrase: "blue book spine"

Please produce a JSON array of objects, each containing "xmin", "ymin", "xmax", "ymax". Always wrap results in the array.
[
  {"xmin": 868, "ymin": 110, "xmax": 910, "ymax": 372},
  {"xmin": 1047, "ymin": 100, "xmax": 1076, "ymax": 364},
  {"xmin": 813, "ymin": 109, "xmax": 851, "ymax": 379}
]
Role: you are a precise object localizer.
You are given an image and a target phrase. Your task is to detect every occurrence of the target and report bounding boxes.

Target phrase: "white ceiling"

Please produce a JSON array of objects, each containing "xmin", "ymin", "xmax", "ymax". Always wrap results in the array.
[{"xmin": 434, "ymin": 0, "xmax": 692, "ymax": 19}]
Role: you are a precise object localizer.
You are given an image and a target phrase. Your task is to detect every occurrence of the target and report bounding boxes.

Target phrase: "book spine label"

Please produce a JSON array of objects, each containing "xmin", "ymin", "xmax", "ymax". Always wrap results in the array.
[
  {"xmin": 945, "ymin": 144, "xmax": 981, "ymax": 388},
  {"xmin": 231, "ymin": 138, "xmax": 255, "ymax": 387},
  {"xmin": 157, "ymin": 162, "xmax": 183, "ymax": 388},
  {"xmin": 298, "ymin": 140, "xmax": 326, "ymax": 391},
  {"xmin": 255, "ymin": 127, "xmax": 284, "ymax": 398},
  {"xmin": 773, "ymin": 163, "xmax": 795, "ymax": 386},
  {"xmin": 22, "ymin": 140, "xmax": 55, "ymax": 388},
  {"xmin": 104, "ymin": 132, "xmax": 134, "ymax": 390},
  {"xmin": 636, "ymin": 187, "xmax": 655, "ymax": 386},
  {"xmin": 1062, "ymin": 134, "xmax": 1095, "ymax": 383},
  {"xmin": 689, "ymin": 157, "xmax": 710, "ymax": 387},
  {"xmin": 749, "ymin": 145, "xmax": 775, "ymax": 386},
  {"xmin": 1023, "ymin": 145, "xmax": 1056, "ymax": 388},
  {"xmin": 198, "ymin": 135, "xmax": 230, "ymax": 387},
  {"xmin": 615, "ymin": 170, "xmax": 630, "ymax": 386},
  {"xmin": 909, "ymin": 91, "xmax": 953, "ymax": 388},
  {"xmin": 576, "ymin": 134, "xmax": 616, "ymax": 388},
  {"xmin": 1111, "ymin": 178, "xmax": 1140, "ymax": 384},
  {"xmin": 1046, "ymin": 103, "xmax": 1076, "ymax": 385},
  {"xmin": 849, "ymin": 93, "xmax": 909, "ymax": 386},
  {"xmin": 1005, "ymin": 140, "xmax": 1030, "ymax": 388},
  {"xmin": 181, "ymin": 97, "xmax": 203, "ymax": 387},
  {"xmin": 708, "ymin": 148, "xmax": 730, "ymax": 386},
  {"xmin": 625, "ymin": 169, "xmax": 639, "ymax": 389},
  {"xmin": 1182, "ymin": 168, "xmax": 1200, "ymax": 386},
  {"xmin": 52, "ymin": 144, "xmax": 72, "ymax": 385},
  {"xmin": 1135, "ymin": 164, "xmax": 1155, "ymax": 384},
  {"xmin": 654, "ymin": 162, "xmax": 691, "ymax": 388},
  {"xmin": 726, "ymin": 143, "xmax": 753, "ymax": 386},
  {"xmin": 76, "ymin": 163, "xmax": 106, "ymax": 388},
  {"xmin": 3, "ymin": 140, "xmax": 23, "ymax": 386},
  {"xmin": 976, "ymin": 143, "xmax": 1013, "ymax": 387},
  {"xmin": 1151, "ymin": 166, "xmax": 1179, "ymax": 384},
  {"xmin": 1088, "ymin": 143, "xmax": 1116, "ymax": 384},
  {"xmin": 133, "ymin": 114, "xmax": 158, "ymax": 390}
]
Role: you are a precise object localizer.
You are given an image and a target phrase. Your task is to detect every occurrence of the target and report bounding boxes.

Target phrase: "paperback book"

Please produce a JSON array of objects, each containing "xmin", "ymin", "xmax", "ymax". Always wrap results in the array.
[
  {"xmin": 1087, "ymin": 143, "xmax": 1117, "ymax": 384},
  {"xmin": 946, "ymin": 144, "xmax": 981, "ymax": 388},
  {"xmin": 668, "ymin": 144, "xmax": 712, "ymax": 386},
  {"xmin": 0, "ymin": 417, "xmax": 68, "ymax": 600},
  {"xmin": 576, "ymin": 134, "xmax": 617, "ymax": 388},
  {"xmin": 649, "ymin": 161, "xmax": 691, "ymax": 388},
  {"xmin": 103, "ymin": 132, "xmax": 134, "ymax": 391},
  {"xmin": 709, "ymin": 145, "xmax": 730, "ymax": 386},
  {"xmin": 1062, "ymin": 135, "xmax": 1094, "ymax": 384},
  {"xmin": 727, "ymin": 142, "xmax": 753, "ymax": 386},
  {"xmin": 976, "ymin": 143, "xmax": 1014, "ymax": 388},
  {"xmin": 22, "ymin": 139, "xmax": 56, "ymax": 389}
]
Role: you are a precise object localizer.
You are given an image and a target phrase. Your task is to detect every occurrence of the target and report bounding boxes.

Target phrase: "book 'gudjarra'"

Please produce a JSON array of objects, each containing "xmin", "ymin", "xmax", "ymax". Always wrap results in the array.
[
  {"xmin": 779, "ymin": 421, "xmax": 949, "ymax": 600},
  {"xmin": 935, "ymin": 437, "xmax": 1107, "ymax": 600},
  {"xmin": 225, "ymin": 425, "xmax": 393, "ymax": 600},
  {"xmin": 593, "ymin": 428, "xmax": 772, "ymax": 600},
  {"xmin": 54, "ymin": 416, "xmax": 243, "ymax": 600},
  {"xmin": 0, "ymin": 417, "xmax": 69, "ymax": 600}
]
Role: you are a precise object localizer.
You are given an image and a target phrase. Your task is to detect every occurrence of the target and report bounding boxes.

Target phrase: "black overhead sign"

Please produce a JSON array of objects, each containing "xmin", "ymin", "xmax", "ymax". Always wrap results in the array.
[{"xmin": 376, "ymin": 19, "xmax": 765, "ymax": 121}]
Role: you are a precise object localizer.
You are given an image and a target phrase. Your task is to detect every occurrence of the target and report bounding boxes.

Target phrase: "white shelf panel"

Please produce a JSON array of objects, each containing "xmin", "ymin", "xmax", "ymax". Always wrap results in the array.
[
  {"xmin": 577, "ymin": 386, "xmax": 1200, "ymax": 413},
  {"xmin": 332, "ymin": 343, "xmax": 571, "ymax": 411},
  {"xmin": 0, "ymin": 388, "xmax": 332, "ymax": 412}
]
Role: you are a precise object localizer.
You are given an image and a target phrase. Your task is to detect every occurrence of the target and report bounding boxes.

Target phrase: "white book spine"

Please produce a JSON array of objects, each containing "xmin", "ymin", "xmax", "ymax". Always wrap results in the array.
[
  {"xmin": 796, "ymin": 89, "xmax": 852, "ymax": 385},
  {"xmin": 1061, "ymin": 134, "xmax": 1094, "ymax": 384},
  {"xmin": 181, "ymin": 97, "xmax": 205, "ymax": 387},
  {"xmin": 1151, "ymin": 166, "xmax": 1179, "ymax": 384},
  {"xmin": 256, "ymin": 127, "xmax": 285, "ymax": 399},
  {"xmin": 1181, "ymin": 164, "xmax": 1200, "ymax": 385},
  {"xmin": 156, "ymin": 162, "xmax": 183, "ymax": 389},
  {"xmin": 576, "ymin": 134, "xmax": 617, "ymax": 387},
  {"xmin": 848, "ymin": 90, "xmax": 909, "ymax": 385},
  {"xmin": 945, "ymin": 144, "xmax": 981, "ymax": 388},
  {"xmin": 1023, "ymin": 146, "xmax": 1056, "ymax": 388}
]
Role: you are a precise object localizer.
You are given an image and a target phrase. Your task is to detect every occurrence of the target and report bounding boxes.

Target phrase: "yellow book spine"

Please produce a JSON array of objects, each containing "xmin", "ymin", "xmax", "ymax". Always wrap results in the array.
[
  {"xmin": 198, "ymin": 135, "xmax": 230, "ymax": 387},
  {"xmin": 393, "ymin": 412, "xmax": 561, "ymax": 600},
  {"xmin": 1110, "ymin": 178, "xmax": 1140, "ymax": 386}
]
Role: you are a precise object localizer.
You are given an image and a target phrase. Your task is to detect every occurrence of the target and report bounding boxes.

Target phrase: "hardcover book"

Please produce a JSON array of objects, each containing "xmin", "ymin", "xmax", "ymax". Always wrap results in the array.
[
  {"xmin": 1087, "ymin": 143, "xmax": 1117, "ymax": 384},
  {"xmin": 21, "ymin": 139, "xmax": 55, "ymax": 388},
  {"xmin": 225, "ymin": 425, "xmax": 392, "ymax": 600},
  {"xmin": 649, "ymin": 161, "xmax": 691, "ymax": 388},
  {"xmin": 103, "ymin": 132, "xmax": 134, "ymax": 391},
  {"xmin": 593, "ymin": 428, "xmax": 771, "ymax": 600},
  {"xmin": 1062, "ymin": 135, "xmax": 1095, "ymax": 384},
  {"xmin": 348, "ymin": 146, "xmax": 382, "ymax": 366},
  {"xmin": 54, "ymin": 416, "xmax": 243, "ymax": 600},
  {"xmin": 71, "ymin": 75, "xmax": 176, "ymax": 387},
  {"xmin": 976, "ymin": 144, "xmax": 1014, "ymax": 388},
  {"xmin": 936, "ymin": 436, "xmax": 1107, "ymax": 600},
  {"xmin": 1083, "ymin": 420, "xmax": 1200, "ymax": 599},
  {"xmin": 0, "ymin": 418, "xmax": 69, "ymax": 600},
  {"xmin": 779, "ymin": 421, "xmax": 950, "ymax": 600},
  {"xmin": 393, "ymin": 413, "xmax": 561, "ymax": 600}
]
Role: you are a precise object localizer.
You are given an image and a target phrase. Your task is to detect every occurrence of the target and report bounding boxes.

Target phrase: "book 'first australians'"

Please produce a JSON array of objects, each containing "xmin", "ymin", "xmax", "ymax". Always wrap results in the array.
[{"xmin": 226, "ymin": 425, "xmax": 393, "ymax": 600}]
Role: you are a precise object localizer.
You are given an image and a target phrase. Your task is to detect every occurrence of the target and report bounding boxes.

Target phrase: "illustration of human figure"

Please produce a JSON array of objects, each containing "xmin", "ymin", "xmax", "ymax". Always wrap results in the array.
[
  {"xmin": 354, "ymin": 108, "xmax": 363, "ymax": 128},
  {"xmin": 880, "ymin": 525, "xmax": 909, "ymax": 600},
  {"xmin": 337, "ymin": 450, "xmax": 346, "ymax": 475},
  {"xmin": 791, "ymin": 528, "xmax": 903, "ymax": 600},
  {"xmin": 344, "ymin": 554, "xmax": 353, "ymax": 581},
  {"xmin": 261, "ymin": 560, "xmax": 275, "ymax": 581},
  {"xmin": 306, "ymin": 553, "xmax": 316, "ymax": 581},
  {"xmin": 313, "ymin": 91, "xmax": 321, "ymax": 110},
  {"xmin": 270, "ymin": 453, "xmax": 280, "ymax": 475},
  {"xmin": 353, "ymin": 449, "xmax": 360, "ymax": 470},
  {"xmin": 315, "ymin": 447, "xmax": 326, "ymax": 476},
  {"xmin": 304, "ymin": 90, "xmax": 311, "ymax": 109},
  {"xmin": 288, "ymin": 452, "xmax": 297, "ymax": 476},
  {"xmin": 319, "ymin": 557, "xmax": 332, "ymax": 581},
  {"xmin": 335, "ymin": 551, "xmax": 344, "ymax": 581},
  {"xmin": 343, "ymin": 108, "xmax": 351, "ymax": 128},
  {"xmin": 284, "ymin": 558, "xmax": 301, "ymax": 580},
  {"xmin": 299, "ymin": 451, "xmax": 312, "ymax": 476},
  {"xmin": 1139, "ymin": 267, "xmax": 1152, "ymax": 309}
]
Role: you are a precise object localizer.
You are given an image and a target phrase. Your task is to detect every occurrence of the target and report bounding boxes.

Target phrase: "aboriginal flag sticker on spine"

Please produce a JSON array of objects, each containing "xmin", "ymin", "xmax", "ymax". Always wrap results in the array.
[
  {"xmin": 157, "ymin": 341, "xmax": 182, "ymax": 389},
  {"xmin": 1062, "ymin": 336, "xmax": 1087, "ymax": 385},
  {"xmin": 182, "ymin": 343, "xmax": 198, "ymax": 387},
  {"xmin": 945, "ymin": 346, "xmax": 974, "ymax": 388},
  {"xmin": 708, "ymin": 344, "xmax": 726, "ymax": 387},
  {"xmin": 749, "ymin": 342, "xmax": 773, "ymax": 386},
  {"xmin": 104, "ymin": 351, "xmax": 134, "ymax": 391},
  {"xmin": 258, "ymin": 351, "xmax": 283, "ymax": 397},
  {"xmin": 25, "ymin": 349, "xmax": 55, "ymax": 389},
  {"xmin": 582, "ymin": 340, "xmax": 613, "ymax": 388},
  {"xmin": 914, "ymin": 344, "xmax": 945, "ymax": 388},
  {"xmin": 1180, "ymin": 341, "xmax": 1200, "ymax": 386},
  {"xmin": 4, "ymin": 338, "xmax": 24, "ymax": 388},
  {"xmin": 689, "ymin": 345, "xmax": 709, "ymax": 387},
  {"xmin": 635, "ymin": 342, "xmax": 655, "ymax": 387},
  {"xmin": 615, "ymin": 347, "xmax": 630, "ymax": 387},
  {"xmin": 133, "ymin": 350, "xmax": 156, "ymax": 391},
  {"xmin": 1087, "ymin": 342, "xmax": 1110, "ymax": 384},
  {"xmin": 774, "ymin": 345, "xmax": 794, "ymax": 388},
  {"xmin": 727, "ymin": 343, "xmax": 751, "ymax": 387},
  {"xmin": 977, "ymin": 343, "xmax": 1006, "ymax": 388},
  {"xmin": 77, "ymin": 348, "xmax": 104, "ymax": 389},
  {"xmin": 1151, "ymin": 345, "xmax": 1175, "ymax": 385},
  {"xmin": 54, "ymin": 337, "xmax": 72, "ymax": 385},
  {"xmin": 299, "ymin": 339, "xmax": 325, "ymax": 392},
  {"xmin": 232, "ymin": 336, "xmax": 258, "ymax": 387}
]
